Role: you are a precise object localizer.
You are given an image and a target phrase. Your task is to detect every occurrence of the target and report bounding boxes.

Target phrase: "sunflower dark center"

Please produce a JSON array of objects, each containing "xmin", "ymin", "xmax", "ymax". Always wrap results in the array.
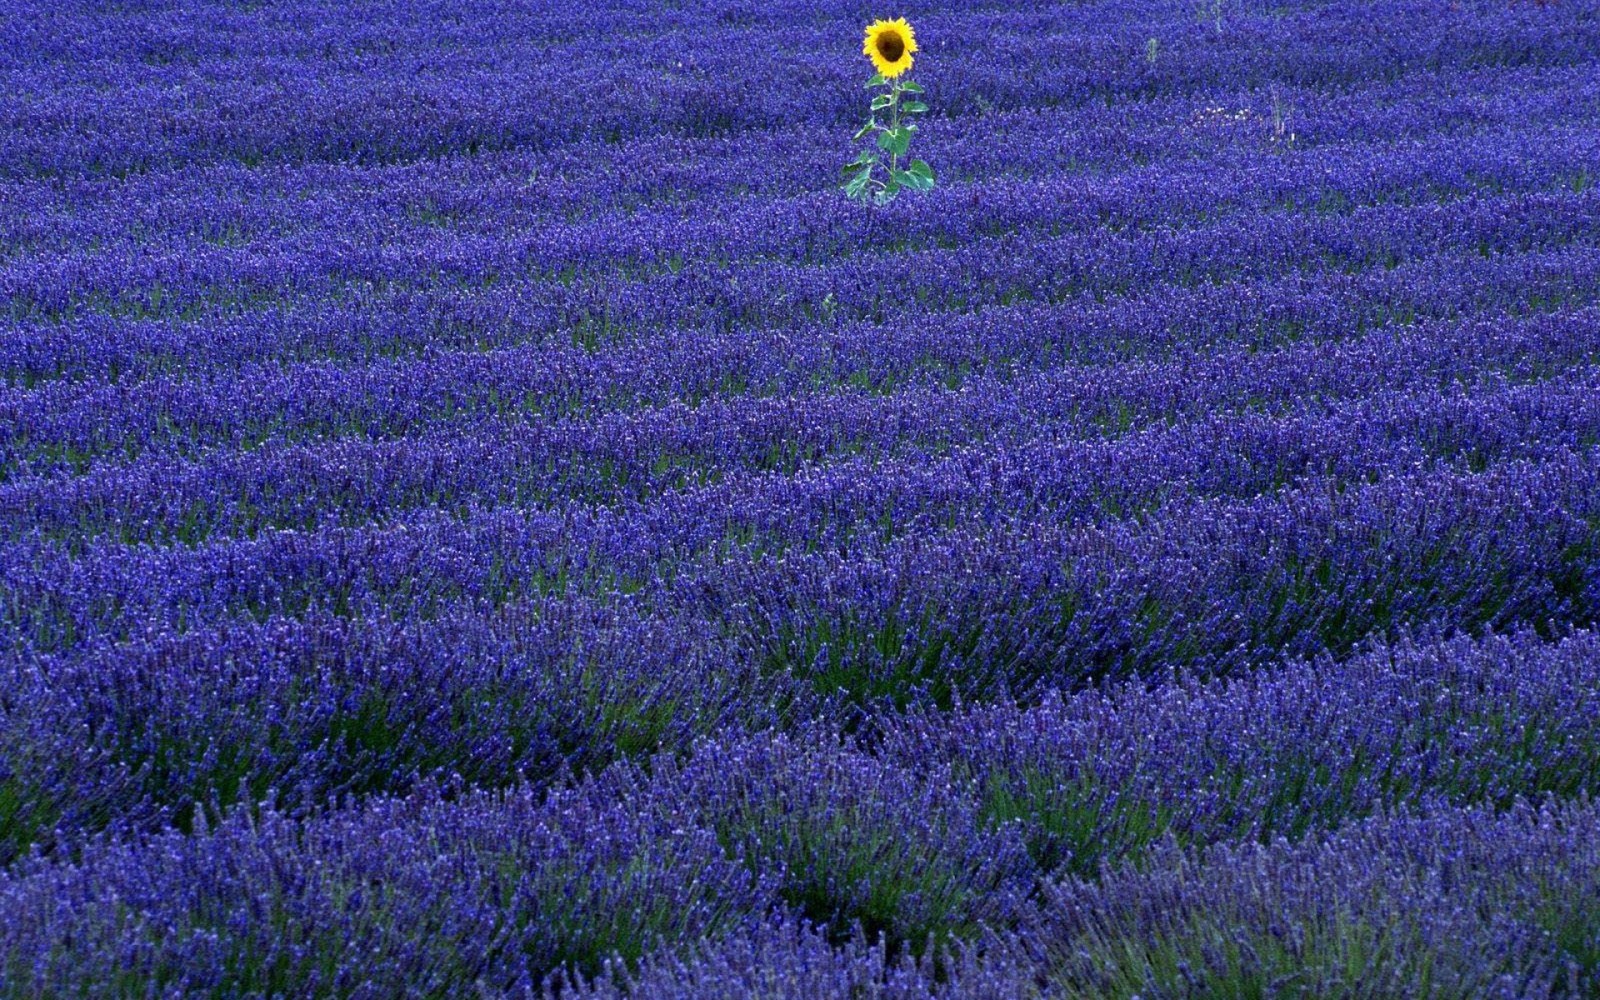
[{"xmin": 876, "ymin": 31, "xmax": 905, "ymax": 62}]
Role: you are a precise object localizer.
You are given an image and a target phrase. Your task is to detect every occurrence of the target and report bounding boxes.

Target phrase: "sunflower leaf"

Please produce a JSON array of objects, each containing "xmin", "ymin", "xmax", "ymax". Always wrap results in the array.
[
  {"xmin": 899, "ymin": 80, "xmax": 925, "ymax": 93},
  {"xmin": 892, "ymin": 168, "xmax": 934, "ymax": 192},
  {"xmin": 902, "ymin": 101, "xmax": 929, "ymax": 114},
  {"xmin": 878, "ymin": 127, "xmax": 912, "ymax": 157},
  {"xmin": 909, "ymin": 159, "xmax": 935, "ymax": 180},
  {"xmin": 865, "ymin": 73, "xmax": 887, "ymax": 87},
  {"xmin": 844, "ymin": 172, "xmax": 873, "ymax": 199},
  {"xmin": 853, "ymin": 121, "xmax": 876, "ymax": 140},
  {"xmin": 870, "ymin": 94, "xmax": 896, "ymax": 111}
]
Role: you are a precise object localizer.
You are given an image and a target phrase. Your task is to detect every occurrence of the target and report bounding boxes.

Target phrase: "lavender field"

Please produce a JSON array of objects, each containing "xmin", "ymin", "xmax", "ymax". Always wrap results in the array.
[{"xmin": 3, "ymin": 0, "xmax": 1600, "ymax": 995}]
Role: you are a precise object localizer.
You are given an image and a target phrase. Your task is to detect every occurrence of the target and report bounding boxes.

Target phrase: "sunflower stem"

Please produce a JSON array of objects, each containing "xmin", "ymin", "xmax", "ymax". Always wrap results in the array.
[{"xmin": 889, "ymin": 81, "xmax": 902, "ymax": 177}]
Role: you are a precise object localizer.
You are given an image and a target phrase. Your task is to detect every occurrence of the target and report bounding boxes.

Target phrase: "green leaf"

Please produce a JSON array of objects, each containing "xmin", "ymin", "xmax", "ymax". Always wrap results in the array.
[
  {"xmin": 852, "ymin": 149, "xmax": 878, "ymax": 166},
  {"xmin": 874, "ymin": 183, "xmax": 901, "ymax": 205},
  {"xmin": 902, "ymin": 101, "xmax": 929, "ymax": 114},
  {"xmin": 865, "ymin": 73, "xmax": 887, "ymax": 87},
  {"xmin": 894, "ymin": 168, "xmax": 934, "ymax": 192},
  {"xmin": 844, "ymin": 172, "xmax": 873, "ymax": 199},
  {"xmin": 853, "ymin": 120, "xmax": 876, "ymax": 140},
  {"xmin": 899, "ymin": 80, "xmax": 924, "ymax": 93},
  {"xmin": 879, "ymin": 127, "xmax": 911, "ymax": 157},
  {"xmin": 870, "ymin": 94, "xmax": 896, "ymax": 111},
  {"xmin": 908, "ymin": 159, "xmax": 935, "ymax": 180}
]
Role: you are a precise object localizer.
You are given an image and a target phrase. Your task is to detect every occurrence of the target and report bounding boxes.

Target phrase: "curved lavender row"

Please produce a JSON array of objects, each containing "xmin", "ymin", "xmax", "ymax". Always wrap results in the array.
[
  {"xmin": 0, "ymin": 732, "xmax": 1031, "ymax": 993},
  {"xmin": 8, "ymin": 91, "xmax": 1597, "ymax": 390},
  {"xmin": 579, "ymin": 644, "xmax": 1600, "ymax": 998},
  {"xmin": 0, "ymin": 598, "xmax": 799, "ymax": 864},
  {"xmin": 2, "ymin": 361, "xmax": 1591, "ymax": 644},
  {"xmin": 0, "ymin": 776, "xmax": 778, "ymax": 994},
  {"xmin": 3, "ymin": 0, "xmax": 1585, "ymax": 180},
  {"xmin": 6, "ymin": 635, "xmax": 1600, "ymax": 995},
  {"xmin": 5, "ymin": 230, "xmax": 1594, "ymax": 455},
  {"xmin": 8, "ymin": 122, "xmax": 1595, "ymax": 344},
  {"xmin": 670, "ymin": 371, "xmax": 1600, "ymax": 555},
  {"xmin": 6, "ymin": 192, "xmax": 1598, "ymax": 479},
  {"xmin": 882, "ymin": 629, "xmax": 1600, "ymax": 878},
  {"xmin": 10, "ymin": 303, "xmax": 1599, "ymax": 548},
  {"xmin": 6, "ymin": 61, "xmax": 1590, "ymax": 294},
  {"xmin": 705, "ymin": 450, "xmax": 1600, "ymax": 702},
  {"xmin": 8, "ymin": 431, "xmax": 1599, "ymax": 706},
  {"xmin": 6, "ymin": 363, "xmax": 1593, "ymax": 844},
  {"xmin": 4, "ymin": 397, "xmax": 1594, "ymax": 664},
  {"xmin": 9, "ymin": 242, "xmax": 1597, "ymax": 494},
  {"xmin": 1033, "ymin": 795, "xmax": 1600, "ymax": 997},
  {"xmin": 5, "ymin": 60, "xmax": 1591, "ymax": 271},
  {"xmin": 560, "ymin": 917, "xmax": 1037, "ymax": 1000},
  {"xmin": 3, "ymin": 420, "xmax": 1597, "ymax": 855}
]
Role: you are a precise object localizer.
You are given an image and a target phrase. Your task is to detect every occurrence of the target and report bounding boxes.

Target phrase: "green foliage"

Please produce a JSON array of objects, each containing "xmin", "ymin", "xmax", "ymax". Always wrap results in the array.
[{"xmin": 843, "ymin": 74, "xmax": 936, "ymax": 205}]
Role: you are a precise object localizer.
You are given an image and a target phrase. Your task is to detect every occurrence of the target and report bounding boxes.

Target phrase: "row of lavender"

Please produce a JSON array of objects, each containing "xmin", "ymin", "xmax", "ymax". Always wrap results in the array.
[
  {"xmin": 5, "ymin": 419, "xmax": 1599, "ymax": 853},
  {"xmin": 5, "ymin": 0, "xmax": 1590, "ymax": 180},
  {"xmin": 6, "ymin": 631, "xmax": 1600, "ymax": 994},
  {"xmin": 4, "ymin": 0, "xmax": 1600, "ymax": 993},
  {"xmin": 6, "ymin": 66, "xmax": 1595, "ymax": 331}
]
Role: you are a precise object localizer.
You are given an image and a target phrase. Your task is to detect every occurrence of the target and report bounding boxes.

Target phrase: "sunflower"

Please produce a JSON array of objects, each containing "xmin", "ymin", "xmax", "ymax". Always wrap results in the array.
[{"xmin": 863, "ymin": 17, "xmax": 917, "ymax": 79}]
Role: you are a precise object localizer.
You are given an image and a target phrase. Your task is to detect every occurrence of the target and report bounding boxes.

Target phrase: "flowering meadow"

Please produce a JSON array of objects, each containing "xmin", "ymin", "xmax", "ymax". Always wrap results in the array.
[{"xmin": 4, "ymin": 0, "xmax": 1600, "ymax": 995}]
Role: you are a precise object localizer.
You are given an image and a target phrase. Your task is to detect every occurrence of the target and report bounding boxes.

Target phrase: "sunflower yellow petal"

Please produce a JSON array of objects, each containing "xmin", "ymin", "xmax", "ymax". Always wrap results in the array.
[{"xmin": 863, "ymin": 17, "xmax": 917, "ymax": 79}]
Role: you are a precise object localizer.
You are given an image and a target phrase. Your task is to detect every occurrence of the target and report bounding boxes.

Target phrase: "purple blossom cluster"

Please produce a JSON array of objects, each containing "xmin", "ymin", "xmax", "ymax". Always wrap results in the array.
[
  {"xmin": 6, "ymin": 635, "xmax": 1600, "ymax": 994},
  {"xmin": 3, "ymin": 0, "xmax": 1600, "ymax": 992}
]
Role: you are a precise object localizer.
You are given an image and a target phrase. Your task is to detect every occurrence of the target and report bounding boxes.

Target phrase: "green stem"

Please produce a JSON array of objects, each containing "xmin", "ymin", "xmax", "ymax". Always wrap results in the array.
[{"xmin": 889, "ymin": 80, "xmax": 902, "ymax": 177}]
